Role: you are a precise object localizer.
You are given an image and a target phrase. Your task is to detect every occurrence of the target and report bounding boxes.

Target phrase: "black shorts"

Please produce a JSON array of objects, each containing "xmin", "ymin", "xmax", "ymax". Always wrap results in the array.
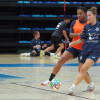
[{"xmin": 51, "ymin": 36, "xmax": 63, "ymax": 46}]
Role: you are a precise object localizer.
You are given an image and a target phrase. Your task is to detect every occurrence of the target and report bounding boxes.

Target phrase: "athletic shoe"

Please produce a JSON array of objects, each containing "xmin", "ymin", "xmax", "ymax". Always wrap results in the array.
[
  {"xmin": 52, "ymin": 54, "xmax": 60, "ymax": 59},
  {"xmin": 41, "ymin": 79, "xmax": 55, "ymax": 86},
  {"xmin": 41, "ymin": 80, "xmax": 50, "ymax": 86},
  {"xmin": 83, "ymin": 84, "xmax": 95, "ymax": 92},
  {"xmin": 68, "ymin": 86, "xmax": 76, "ymax": 95},
  {"xmin": 40, "ymin": 50, "xmax": 44, "ymax": 57}
]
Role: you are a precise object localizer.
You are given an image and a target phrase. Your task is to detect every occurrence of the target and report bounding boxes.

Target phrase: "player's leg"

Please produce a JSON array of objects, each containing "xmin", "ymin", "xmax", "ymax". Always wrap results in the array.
[
  {"xmin": 20, "ymin": 52, "xmax": 31, "ymax": 57},
  {"xmin": 78, "ymin": 53, "xmax": 95, "ymax": 91},
  {"xmin": 68, "ymin": 59, "xmax": 94, "ymax": 95},
  {"xmin": 79, "ymin": 63, "xmax": 94, "ymax": 92},
  {"xmin": 75, "ymin": 59, "xmax": 94, "ymax": 85},
  {"xmin": 41, "ymin": 47, "xmax": 80, "ymax": 86},
  {"xmin": 54, "ymin": 36, "xmax": 63, "ymax": 56},
  {"xmin": 79, "ymin": 63, "xmax": 91, "ymax": 84},
  {"xmin": 52, "ymin": 51, "xmax": 73, "ymax": 75},
  {"xmin": 78, "ymin": 53, "xmax": 93, "ymax": 84},
  {"xmin": 52, "ymin": 36, "xmax": 64, "ymax": 58},
  {"xmin": 43, "ymin": 35, "xmax": 56, "ymax": 55},
  {"xmin": 41, "ymin": 50, "xmax": 73, "ymax": 86},
  {"xmin": 44, "ymin": 44, "xmax": 55, "ymax": 55},
  {"xmin": 54, "ymin": 43, "xmax": 64, "ymax": 55},
  {"xmin": 68, "ymin": 52, "xmax": 99, "ymax": 95},
  {"xmin": 40, "ymin": 44, "xmax": 55, "ymax": 57}
]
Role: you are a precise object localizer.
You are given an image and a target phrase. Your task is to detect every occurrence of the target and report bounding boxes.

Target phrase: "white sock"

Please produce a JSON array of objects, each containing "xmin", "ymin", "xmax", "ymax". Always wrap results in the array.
[
  {"xmin": 89, "ymin": 82, "xmax": 94, "ymax": 87},
  {"xmin": 50, "ymin": 53, "xmax": 54, "ymax": 56},
  {"xmin": 27, "ymin": 53, "xmax": 30, "ymax": 55},
  {"xmin": 24, "ymin": 53, "xmax": 30, "ymax": 56},
  {"xmin": 71, "ymin": 84, "xmax": 76, "ymax": 89}
]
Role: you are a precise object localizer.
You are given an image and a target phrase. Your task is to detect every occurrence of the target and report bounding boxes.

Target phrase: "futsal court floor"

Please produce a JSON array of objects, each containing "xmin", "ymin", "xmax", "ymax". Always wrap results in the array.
[{"xmin": 0, "ymin": 54, "xmax": 100, "ymax": 100}]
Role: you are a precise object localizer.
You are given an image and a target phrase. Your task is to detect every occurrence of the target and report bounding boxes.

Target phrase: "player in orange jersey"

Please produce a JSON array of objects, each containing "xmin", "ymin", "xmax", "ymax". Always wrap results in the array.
[{"xmin": 41, "ymin": 5, "xmax": 94, "ymax": 91}]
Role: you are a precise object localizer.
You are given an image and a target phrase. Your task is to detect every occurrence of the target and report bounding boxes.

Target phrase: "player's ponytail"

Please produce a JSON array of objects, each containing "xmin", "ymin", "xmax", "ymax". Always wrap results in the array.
[{"xmin": 87, "ymin": 6, "xmax": 98, "ymax": 15}]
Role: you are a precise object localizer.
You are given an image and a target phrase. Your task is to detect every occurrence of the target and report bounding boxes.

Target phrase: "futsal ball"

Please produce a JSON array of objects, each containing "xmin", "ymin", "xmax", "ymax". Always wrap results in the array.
[{"xmin": 50, "ymin": 79, "xmax": 61, "ymax": 90}]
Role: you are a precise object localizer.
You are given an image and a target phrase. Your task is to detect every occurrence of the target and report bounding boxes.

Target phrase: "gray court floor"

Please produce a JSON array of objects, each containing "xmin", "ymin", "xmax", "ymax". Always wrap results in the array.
[{"xmin": 0, "ymin": 54, "xmax": 100, "ymax": 100}]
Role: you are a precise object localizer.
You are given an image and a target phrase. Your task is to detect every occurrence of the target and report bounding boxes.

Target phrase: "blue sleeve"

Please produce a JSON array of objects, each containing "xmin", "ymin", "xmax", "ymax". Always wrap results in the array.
[
  {"xmin": 80, "ymin": 25, "xmax": 87, "ymax": 39},
  {"xmin": 30, "ymin": 39, "xmax": 35, "ymax": 46},
  {"xmin": 69, "ymin": 20, "xmax": 76, "ymax": 33}
]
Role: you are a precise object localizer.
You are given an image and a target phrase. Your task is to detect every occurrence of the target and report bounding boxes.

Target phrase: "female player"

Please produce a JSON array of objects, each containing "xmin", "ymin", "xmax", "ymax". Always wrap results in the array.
[
  {"xmin": 68, "ymin": 7, "xmax": 100, "ymax": 95},
  {"xmin": 20, "ymin": 31, "xmax": 47, "ymax": 57},
  {"xmin": 41, "ymin": 5, "xmax": 95, "ymax": 91}
]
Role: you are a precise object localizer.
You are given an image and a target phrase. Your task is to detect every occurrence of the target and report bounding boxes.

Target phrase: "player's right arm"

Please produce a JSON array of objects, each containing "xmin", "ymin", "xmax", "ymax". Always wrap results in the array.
[
  {"xmin": 70, "ymin": 31, "xmax": 84, "ymax": 38},
  {"xmin": 69, "ymin": 25, "xmax": 87, "ymax": 48},
  {"xmin": 63, "ymin": 30, "xmax": 69, "ymax": 41},
  {"xmin": 69, "ymin": 39, "xmax": 84, "ymax": 48}
]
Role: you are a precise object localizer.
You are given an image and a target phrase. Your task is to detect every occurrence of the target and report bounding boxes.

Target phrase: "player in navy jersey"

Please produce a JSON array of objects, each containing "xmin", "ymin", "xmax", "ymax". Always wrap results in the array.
[
  {"xmin": 40, "ymin": 16, "xmax": 70, "ymax": 58},
  {"xmin": 68, "ymin": 7, "xmax": 100, "ymax": 95},
  {"xmin": 20, "ymin": 31, "xmax": 47, "ymax": 57}
]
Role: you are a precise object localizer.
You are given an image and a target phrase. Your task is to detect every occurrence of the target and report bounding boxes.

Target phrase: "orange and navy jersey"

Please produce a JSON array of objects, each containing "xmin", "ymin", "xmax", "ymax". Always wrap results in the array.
[{"xmin": 69, "ymin": 19, "xmax": 89, "ymax": 50}]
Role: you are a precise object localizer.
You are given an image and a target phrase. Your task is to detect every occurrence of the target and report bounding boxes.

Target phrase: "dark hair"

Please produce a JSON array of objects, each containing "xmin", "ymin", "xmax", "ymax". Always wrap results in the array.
[
  {"xmin": 77, "ymin": 4, "xmax": 87, "ymax": 12},
  {"xmin": 87, "ymin": 6, "xmax": 97, "ymax": 15},
  {"xmin": 64, "ymin": 15, "xmax": 71, "ymax": 20},
  {"xmin": 33, "ymin": 31, "xmax": 39, "ymax": 37}
]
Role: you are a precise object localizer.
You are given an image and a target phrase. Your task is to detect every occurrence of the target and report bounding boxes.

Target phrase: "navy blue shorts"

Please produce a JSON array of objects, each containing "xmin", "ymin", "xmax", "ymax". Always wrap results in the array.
[
  {"xmin": 30, "ymin": 50, "xmax": 40, "ymax": 56},
  {"xmin": 66, "ymin": 47, "xmax": 81, "ymax": 60},
  {"xmin": 79, "ymin": 52, "xmax": 100, "ymax": 64}
]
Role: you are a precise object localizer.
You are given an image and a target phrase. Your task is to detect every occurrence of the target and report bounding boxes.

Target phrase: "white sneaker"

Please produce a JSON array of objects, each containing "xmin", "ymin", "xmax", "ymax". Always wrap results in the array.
[
  {"xmin": 41, "ymin": 79, "xmax": 55, "ymax": 86},
  {"xmin": 41, "ymin": 80, "xmax": 50, "ymax": 86},
  {"xmin": 68, "ymin": 85, "xmax": 76, "ymax": 95},
  {"xmin": 83, "ymin": 84, "xmax": 95, "ymax": 92}
]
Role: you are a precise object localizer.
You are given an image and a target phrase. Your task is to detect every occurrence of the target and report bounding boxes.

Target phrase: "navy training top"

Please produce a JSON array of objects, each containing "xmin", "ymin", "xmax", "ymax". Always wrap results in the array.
[
  {"xmin": 80, "ymin": 22, "xmax": 100, "ymax": 55},
  {"xmin": 30, "ymin": 38, "xmax": 41, "ymax": 54}
]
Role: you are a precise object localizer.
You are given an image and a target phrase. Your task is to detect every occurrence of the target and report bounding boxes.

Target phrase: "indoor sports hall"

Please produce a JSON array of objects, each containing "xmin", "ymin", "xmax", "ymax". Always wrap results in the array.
[{"xmin": 0, "ymin": 0, "xmax": 100, "ymax": 100}]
